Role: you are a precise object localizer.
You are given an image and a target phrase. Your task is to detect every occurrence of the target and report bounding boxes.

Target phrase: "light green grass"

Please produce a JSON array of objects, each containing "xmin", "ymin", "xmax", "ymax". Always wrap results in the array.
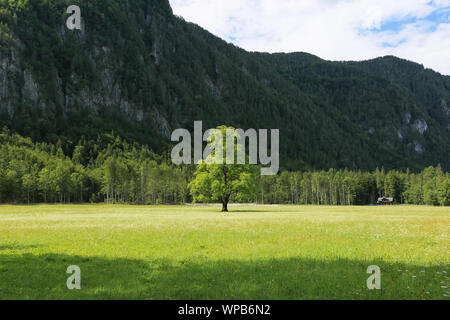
[{"xmin": 0, "ymin": 204, "xmax": 449, "ymax": 300}]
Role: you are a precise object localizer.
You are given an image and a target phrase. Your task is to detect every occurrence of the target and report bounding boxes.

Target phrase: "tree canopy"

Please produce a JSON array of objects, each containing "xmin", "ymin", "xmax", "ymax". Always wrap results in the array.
[{"xmin": 189, "ymin": 126, "xmax": 259, "ymax": 212}]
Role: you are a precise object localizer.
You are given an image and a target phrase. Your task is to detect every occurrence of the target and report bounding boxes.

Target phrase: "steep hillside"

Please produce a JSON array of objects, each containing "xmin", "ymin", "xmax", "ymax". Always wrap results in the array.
[{"xmin": 0, "ymin": 0, "xmax": 449, "ymax": 170}]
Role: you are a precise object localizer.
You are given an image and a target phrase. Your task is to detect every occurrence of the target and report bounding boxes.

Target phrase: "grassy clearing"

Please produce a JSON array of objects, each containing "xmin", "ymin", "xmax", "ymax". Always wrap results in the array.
[{"xmin": 0, "ymin": 204, "xmax": 448, "ymax": 300}]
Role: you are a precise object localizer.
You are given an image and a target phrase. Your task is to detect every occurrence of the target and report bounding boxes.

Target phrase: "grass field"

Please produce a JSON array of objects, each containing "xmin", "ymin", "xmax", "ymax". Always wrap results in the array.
[{"xmin": 0, "ymin": 204, "xmax": 448, "ymax": 300}]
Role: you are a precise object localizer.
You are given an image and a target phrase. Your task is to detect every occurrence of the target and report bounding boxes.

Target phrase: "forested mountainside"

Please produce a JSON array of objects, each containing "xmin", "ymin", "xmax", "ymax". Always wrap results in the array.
[{"xmin": 1, "ymin": 0, "xmax": 449, "ymax": 171}]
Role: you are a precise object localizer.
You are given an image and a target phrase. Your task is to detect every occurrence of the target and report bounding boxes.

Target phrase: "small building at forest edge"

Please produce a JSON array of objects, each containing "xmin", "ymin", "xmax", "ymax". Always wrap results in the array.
[{"xmin": 377, "ymin": 197, "xmax": 394, "ymax": 205}]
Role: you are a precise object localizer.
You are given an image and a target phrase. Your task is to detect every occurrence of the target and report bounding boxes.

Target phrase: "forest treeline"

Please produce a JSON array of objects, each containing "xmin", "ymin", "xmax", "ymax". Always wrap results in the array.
[{"xmin": 1, "ymin": 129, "xmax": 449, "ymax": 206}]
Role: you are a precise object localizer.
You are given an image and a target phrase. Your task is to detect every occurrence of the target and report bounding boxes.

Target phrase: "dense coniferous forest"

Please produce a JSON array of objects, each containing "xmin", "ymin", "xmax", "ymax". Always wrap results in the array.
[
  {"xmin": 0, "ymin": 0, "xmax": 449, "ymax": 206},
  {"xmin": 1, "ymin": 0, "xmax": 449, "ymax": 172},
  {"xmin": 1, "ymin": 129, "xmax": 448, "ymax": 205}
]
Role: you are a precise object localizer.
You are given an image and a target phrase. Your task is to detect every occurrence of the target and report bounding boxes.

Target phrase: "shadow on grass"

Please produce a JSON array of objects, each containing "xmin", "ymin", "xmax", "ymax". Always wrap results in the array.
[
  {"xmin": 230, "ymin": 209, "xmax": 268, "ymax": 213},
  {"xmin": 0, "ymin": 253, "xmax": 448, "ymax": 300}
]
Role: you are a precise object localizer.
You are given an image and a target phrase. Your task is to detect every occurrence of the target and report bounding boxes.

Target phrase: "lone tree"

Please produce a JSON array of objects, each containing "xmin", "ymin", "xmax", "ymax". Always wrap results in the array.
[{"xmin": 189, "ymin": 125, "xmax": 259, "ymax": 212}]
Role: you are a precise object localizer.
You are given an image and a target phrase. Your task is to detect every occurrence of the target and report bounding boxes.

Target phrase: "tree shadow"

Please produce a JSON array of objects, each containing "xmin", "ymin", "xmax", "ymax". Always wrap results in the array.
[
  {"xmin": 0, "ymin": 253, "xmax": 448, "ymax": 300},
  {"xmin": 228, "ymin": 210, "xmax": 267, "ymax": 213}
]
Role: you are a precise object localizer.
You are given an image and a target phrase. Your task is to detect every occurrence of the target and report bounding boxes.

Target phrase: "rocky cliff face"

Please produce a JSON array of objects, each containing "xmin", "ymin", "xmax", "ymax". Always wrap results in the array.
[
  {"xmin": 0, "ymin": 56, "xmax": 13, "ymax": 117},
  {"xmin": 0, "ymin": 4, "xmax": 172, "ymax": 140}
]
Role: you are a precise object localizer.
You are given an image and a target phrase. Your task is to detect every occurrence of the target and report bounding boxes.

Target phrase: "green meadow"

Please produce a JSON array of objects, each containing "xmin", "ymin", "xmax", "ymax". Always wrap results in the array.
[{"xmin": 0, "ymin": 204, "xmax": 448, "ymax": 300}]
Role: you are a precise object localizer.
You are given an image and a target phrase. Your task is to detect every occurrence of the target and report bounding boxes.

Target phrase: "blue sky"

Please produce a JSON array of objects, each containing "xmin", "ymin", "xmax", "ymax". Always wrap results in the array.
[
  {"xmin": 169, "ymin": 0, "xmax": 450, "ymax": 75},
  {"xmin": 370, "ymin": 6, "xmax": 450, "ymax": 31}
]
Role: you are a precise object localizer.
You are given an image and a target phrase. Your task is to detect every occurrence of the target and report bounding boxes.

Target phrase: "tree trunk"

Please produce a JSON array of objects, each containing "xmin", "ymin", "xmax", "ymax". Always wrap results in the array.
[{"xmin": 222, "ymin": 200, "xmax": 228, "ymax": 212}]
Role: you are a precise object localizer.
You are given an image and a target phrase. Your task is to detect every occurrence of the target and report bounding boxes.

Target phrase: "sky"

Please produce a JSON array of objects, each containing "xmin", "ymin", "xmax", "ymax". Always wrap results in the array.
[{"xmin": 169, "ymin": 0, "xmax": 450, "ymax": 75}]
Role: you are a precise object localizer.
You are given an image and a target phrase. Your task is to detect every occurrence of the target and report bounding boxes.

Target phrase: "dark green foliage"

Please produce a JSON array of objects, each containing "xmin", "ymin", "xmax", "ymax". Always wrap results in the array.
[{"xmin": 0, "ymin": 128, "xmax": 190, "ymax": 204}]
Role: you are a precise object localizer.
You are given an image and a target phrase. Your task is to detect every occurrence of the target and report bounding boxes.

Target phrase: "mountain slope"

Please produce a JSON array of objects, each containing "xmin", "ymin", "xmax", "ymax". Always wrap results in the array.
[{"xmin": 0, "ymin": 0, "xmax": 449, "ymax": 171}]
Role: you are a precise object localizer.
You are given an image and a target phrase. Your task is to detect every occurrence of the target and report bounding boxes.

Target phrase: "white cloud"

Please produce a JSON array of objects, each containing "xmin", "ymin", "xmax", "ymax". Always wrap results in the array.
[{"xmin": 169, "ymin": 0, "xmax": 450, "ymax": 75}]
